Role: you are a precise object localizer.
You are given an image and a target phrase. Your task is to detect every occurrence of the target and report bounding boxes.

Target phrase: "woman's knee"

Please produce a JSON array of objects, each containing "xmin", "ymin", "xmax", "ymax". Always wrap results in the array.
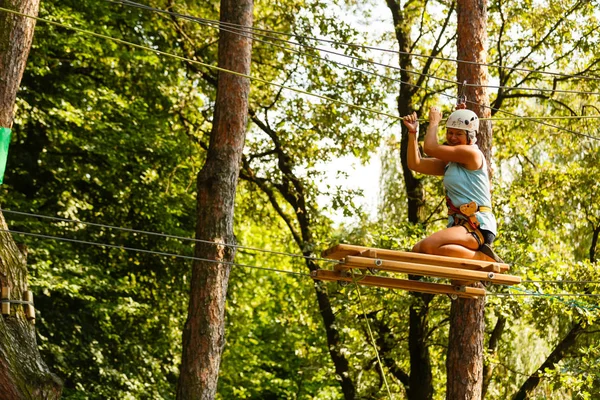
[{"xmin": 416, "ymin": 239, "xmax": 437, "ymax": 254}]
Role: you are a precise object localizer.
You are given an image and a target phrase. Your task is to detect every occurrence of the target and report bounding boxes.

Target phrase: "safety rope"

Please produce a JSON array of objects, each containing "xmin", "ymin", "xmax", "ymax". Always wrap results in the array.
[{"xmin": 350, "ymin": 269, "xmax": 393, "ymax": 398}]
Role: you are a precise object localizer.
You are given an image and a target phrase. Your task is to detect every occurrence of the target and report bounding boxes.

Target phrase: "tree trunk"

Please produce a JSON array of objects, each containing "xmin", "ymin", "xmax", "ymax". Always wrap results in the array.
[
  {"xmin": 407, "ymin": 293, "xmax": 434, "ymax": 400},
  {"xmin": 446, "ymin": 294, "xmax": 485, "ymax": 400},
  {"xmin": 0, "ymin": 216, "xmax": 63, "ymax": 399},
  {"xmin": 0, "ymin": 0, "xmax": 39, "ymax": 128},
  {"xmin": 0, "ymin": 1, "xmax": 63, "ymax": 398},
  {"xmin": 456, "ymin": 0, "xmax": 492, "ymax": 171},
  {"xmin": 240, "ymin": 114, "xmax": 357, "ymax": 399},
  {"xmin": 446, "ymin": 1, "xmax": 490, "ymax": 399},
  {"xmin": 176, "ymin": 0, "xmax": 253, "ymax": 398}
]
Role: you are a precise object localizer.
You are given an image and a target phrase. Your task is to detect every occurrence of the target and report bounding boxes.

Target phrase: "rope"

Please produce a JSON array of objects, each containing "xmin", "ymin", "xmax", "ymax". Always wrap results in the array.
[
  {"xmin": 106, "ymin": 0, "xmax": 600, "ymax": 83},
  {"xmin": 0, "ymin": 209, "xmax": 340, "ymax": 264},
  {"xmin": 1, "ymin": 7, "xmax": 598, "ymax": 141},
  {"xmin": 0, "ymin": 228, "xmax": 312, "ymax": 278},
  {"xmin": 105, "ymin": 0, "xmax": 600, "ymax": 97},
  {"xmin": 351, "ymin": 269, "xmax": 393, "ymax": 398},
  {"xmin": 488, "ymin": 286, "xmax": 600, "ymax": 312},
  {"xmin": 4, "ymin": 223, "xmax": 600, "ymax": 311}
]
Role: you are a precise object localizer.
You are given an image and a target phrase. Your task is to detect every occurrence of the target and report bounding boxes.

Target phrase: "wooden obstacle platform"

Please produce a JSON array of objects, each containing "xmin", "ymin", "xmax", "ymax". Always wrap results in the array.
[{"xmin": 311, "ymin": 244, "xmax": 521, "ymax": 298}]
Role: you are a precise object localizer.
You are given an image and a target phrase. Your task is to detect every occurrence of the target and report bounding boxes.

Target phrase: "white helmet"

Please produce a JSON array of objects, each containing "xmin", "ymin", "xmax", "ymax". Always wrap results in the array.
[{"xmin": 446, "ymin": 109, "xmax": 479, "ymax": 132}]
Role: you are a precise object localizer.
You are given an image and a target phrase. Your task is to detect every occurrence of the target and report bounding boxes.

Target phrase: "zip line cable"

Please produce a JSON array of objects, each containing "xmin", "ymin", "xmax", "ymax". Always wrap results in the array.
[
  {"xmin": 107, "ymin": 0, "xmax": 600, "ymax": 98},
  {"xmin": 104, "ymin": 1, "xmax": 600, "ymax": 142},
  {"xmin": 0, "ymin": 228, "xmax": 312, "ymax": 278},
  {"xmin": 8, "ymin": 208, "xmax": 600, "ymax": 287},
  {"xmin": 489, "ymin": 286, "xmax": 600, "ymax": 312},
  {"xmin": 106, "ymin": 0, "xmax": 600, "ymax": 83},
  {"xmin": 4, "ymin": 225, "xmax": 600, "ymax": 307},
  {"xmin": 3, "ymin": 7, "xmax": 597, "ymax": 142},
  {"xmin": 1, "ymin": 6, "xmax": 598, "ymax": 141},
  {"xmin": 6, "ymin": 209, "xmax": 600, "ymax": 290},
  {"xmin": 56, "ymin": 5, "xmax": 600, "ymax": 142},
  {"xmin": 0, "ymin": 7, "xmax": 404, "ymax": 121},
  {"xmin": 0, "ymin": 209, "xmax": 341, "ymax": 265},
  {"xmin": 351, "ymin": 271, "xmax": 393, "ymax": 399}
]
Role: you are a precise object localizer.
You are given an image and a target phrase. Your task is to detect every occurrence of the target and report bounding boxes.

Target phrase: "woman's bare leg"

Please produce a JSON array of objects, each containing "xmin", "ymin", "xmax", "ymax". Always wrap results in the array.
[{"xmin": 412, "ymin": 226, "xmax": 495, "ymax": 261}]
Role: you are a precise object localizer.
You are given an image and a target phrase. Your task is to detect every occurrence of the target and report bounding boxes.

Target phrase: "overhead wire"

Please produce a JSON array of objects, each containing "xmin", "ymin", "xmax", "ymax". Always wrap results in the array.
[
  {"xmin": 4, "ymin": 7, "xmax": 600, "ymax": 138},
  {"xmin": 0, "ymin": 6, "xmax": 405, "ymax": 123},
  {"xmin": 3, "ymin": 5, "xmax": 597, "ymax": 142},
  {"xmin": 0, "ymin": 208, "xmax": 341, "ymax": 264},
  {"xmin": 3, "ymin": 222, "xmax": 600, "ymax": 308},
  {"xmin": 7, "ymin": 209, "xmax": 600, "ymax": 290},
  {"xmin": 113, "ymin": 0, "xmax": 600, "ymax": 97},
  {"xmin": 0, "ymin": 228, "xmax": 312, "ymax": 278},
  {"xmin": 488, "ymin": 286, "xmax": 600, "ymax": 313},
  {"xmin": 96, "ymin": 1, "xmax": 600, "ymax": 141},
  {"xmin": 107, "ymin": 0, "xmax": 600, "ymax": 83},
  {"xmin": 107, "ymin": 0, "xmax": 600, "ymax": 98}
]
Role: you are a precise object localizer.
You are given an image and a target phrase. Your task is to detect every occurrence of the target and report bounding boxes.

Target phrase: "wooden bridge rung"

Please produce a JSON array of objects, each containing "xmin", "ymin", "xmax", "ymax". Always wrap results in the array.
[
  {"xmin": 311, "ymin": 269, "xmax": 485, "ymax": 298},
  {"xmin": 322, "ymin": 244, "xmax": 509, "ymax": 272},
  {"xmin": 338, "ymin": 256, "xmax": 520, "ymax": 286}
]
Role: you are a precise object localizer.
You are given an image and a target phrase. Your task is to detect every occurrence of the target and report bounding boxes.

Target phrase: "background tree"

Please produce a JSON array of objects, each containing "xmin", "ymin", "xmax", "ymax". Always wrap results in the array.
[
  {"xmin": 2, "ymin": 0, "xmax": 600, "ymax": 398},
  {"xmin": 446, "ymin": 0, "xmax": 491, "ymax": 398},
  {"xmin": 177, "ymin": 0, "xmax": 254, "ymax": 397},
  {"xmin": 0, "ymin": 0, "xmax": 62, "ymax": 398}
]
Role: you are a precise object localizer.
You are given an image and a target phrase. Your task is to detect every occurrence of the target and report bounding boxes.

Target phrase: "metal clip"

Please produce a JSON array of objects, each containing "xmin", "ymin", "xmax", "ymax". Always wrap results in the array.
[{"xmin": 457, "ymin": 80, "xmax": 467, "ymax": 107}]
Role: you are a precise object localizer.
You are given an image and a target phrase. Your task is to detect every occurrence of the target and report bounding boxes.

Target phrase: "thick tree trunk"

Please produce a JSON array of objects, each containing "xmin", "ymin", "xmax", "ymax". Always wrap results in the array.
[
  {"xmin": 0, "ymin": 2, "xmax": 63, "ymax": 398},
  {"xmin": 176, "ymin": 0, "xmax": 253, "ymax": 398},
  {"xmin": 456, "ymin": 0, "xmax": 492, "ymax": 170},
  {"xmin": 0, "ymin": 0, "xmax": 39, "ymax": 128},
  {"xmin": 446, "ymin": 1, "xmax": 490, "ymax": 399},
  {"xmin": 0, "ymin": 215, "xmax": 63, "ymax": 399},
  {"xmin": 446, "ymin": 294, "xmax": 485, "ymax": 400}
]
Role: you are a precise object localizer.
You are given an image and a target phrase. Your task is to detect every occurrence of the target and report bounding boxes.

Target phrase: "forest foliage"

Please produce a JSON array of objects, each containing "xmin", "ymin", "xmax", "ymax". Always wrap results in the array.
[{"xmin": 2, "ymin": 0, "xmax": 599, "ymax": 398}]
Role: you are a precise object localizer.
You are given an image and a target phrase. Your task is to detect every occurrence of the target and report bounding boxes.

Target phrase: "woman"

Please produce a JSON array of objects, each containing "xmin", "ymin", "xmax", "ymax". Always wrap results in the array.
[{"xmin": 402, "ymin": 106, "xmax": 503, "ymax": 263}]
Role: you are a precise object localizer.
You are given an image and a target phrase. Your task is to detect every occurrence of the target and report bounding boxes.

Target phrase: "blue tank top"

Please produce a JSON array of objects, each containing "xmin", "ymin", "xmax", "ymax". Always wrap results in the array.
[{"xmin": 443, "ymin": 145, "xmax": 497, "ymax": 235}]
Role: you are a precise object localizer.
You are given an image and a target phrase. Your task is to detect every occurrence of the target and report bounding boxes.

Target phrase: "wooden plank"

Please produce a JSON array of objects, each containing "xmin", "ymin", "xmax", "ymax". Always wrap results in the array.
[
  {"xmin": 311, "ymin": 269, "xmax": 486, "ymax": 298},
  {"xmin": 322, "ymin": 243, "xmax": 509, "ymax": 272},
  {"xmin": 339, "ymin": 256, "xmax": 521, "ymax": 286}
]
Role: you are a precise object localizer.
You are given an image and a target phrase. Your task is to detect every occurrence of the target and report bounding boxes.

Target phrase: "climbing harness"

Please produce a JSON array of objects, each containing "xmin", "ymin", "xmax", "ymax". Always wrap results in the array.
[{"xmin": 446, "ymin": 196, "xmax": 491, "ymax": 246}]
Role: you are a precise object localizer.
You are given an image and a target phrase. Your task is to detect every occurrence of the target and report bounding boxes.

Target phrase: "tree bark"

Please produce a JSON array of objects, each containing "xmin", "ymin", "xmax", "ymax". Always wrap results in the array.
[
  {"xmin": 386, "ymin": 2, "xmax": 440, "ymax": 398},
  {"xmin": 0, "ymin": 0, "xmax": 39, "ymax": 128},
  {"xmin": 0, "ymin": 1, "xmax": 63, "ymax": 398},
  {"xmin": 446, "ymin": 294, "xmax": 486, "ymax": 400},
  {"xmin": 0, "ymin": 215, "xmax": 63, "ymax": 399},
  {"xmin": 176, "ymin": 0, "xmax": 253, "ymax": 398},
  {"xmin": 446, "ymin": 1, "xmax": 490, "ymax": 399},
  {"xmin": 456, "ymin": 0, "xmax": 492, "ymax": 171},
  {"xmin": 386, "ymin": 0, "xmax": 424, "ymax": 225}
]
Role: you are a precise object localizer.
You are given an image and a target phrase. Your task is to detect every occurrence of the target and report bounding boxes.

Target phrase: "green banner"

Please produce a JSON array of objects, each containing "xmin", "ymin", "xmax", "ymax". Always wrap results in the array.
[{"xmin": 0, "ymin": 127, "xmax": 11, "ymax": 184}]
